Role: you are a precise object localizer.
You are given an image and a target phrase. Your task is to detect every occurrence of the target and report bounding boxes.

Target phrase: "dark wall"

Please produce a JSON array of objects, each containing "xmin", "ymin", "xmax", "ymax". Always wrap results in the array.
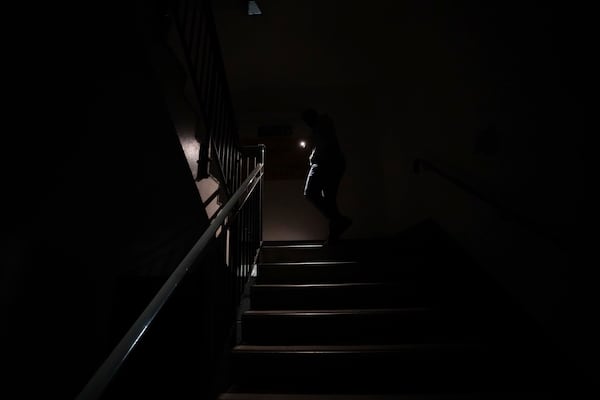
[{"xmin": 2, "ymin": 2, "xmax": 210, "ymax": 397}]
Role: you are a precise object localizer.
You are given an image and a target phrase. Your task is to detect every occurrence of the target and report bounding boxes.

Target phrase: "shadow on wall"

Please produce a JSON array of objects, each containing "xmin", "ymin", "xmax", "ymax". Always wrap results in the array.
[{"xmin": 414, "ymin": 167, "xmax": 596, "ymax": 385}]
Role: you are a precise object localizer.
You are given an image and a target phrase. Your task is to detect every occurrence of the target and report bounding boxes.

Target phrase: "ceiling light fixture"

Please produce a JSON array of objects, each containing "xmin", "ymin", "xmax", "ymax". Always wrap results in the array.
[{"xmin": 248, "ymin": 1, "xmax": 262, "ymax": 16}]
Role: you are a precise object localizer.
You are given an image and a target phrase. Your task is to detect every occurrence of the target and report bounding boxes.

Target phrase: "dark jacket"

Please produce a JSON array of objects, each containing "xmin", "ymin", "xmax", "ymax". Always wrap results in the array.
[{"xmin": 309, "ymin": 114, "xmax": 344, "ymax": 166}]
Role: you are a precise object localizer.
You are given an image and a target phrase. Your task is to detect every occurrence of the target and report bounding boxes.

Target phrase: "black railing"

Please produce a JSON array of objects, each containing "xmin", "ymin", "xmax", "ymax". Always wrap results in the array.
[
  {"xmin": 166, "ymin": 0, "xmax": 263, "ymax": 321},
  {"xmin": 170, "ymin": 0, "xmax": 241, "ymax": 195},
  {"xmin": 75, "ymin": 1, "xmax": 265, "ymax": 398}
]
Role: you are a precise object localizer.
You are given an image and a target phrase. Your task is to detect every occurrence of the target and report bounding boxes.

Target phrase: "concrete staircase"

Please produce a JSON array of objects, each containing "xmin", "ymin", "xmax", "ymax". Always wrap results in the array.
[{"xmin": 217, "ymin": 228, "xmax": 582, "ymax": 399}]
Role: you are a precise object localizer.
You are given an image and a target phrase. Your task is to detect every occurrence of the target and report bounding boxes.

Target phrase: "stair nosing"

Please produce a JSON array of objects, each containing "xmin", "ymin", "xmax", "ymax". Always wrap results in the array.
[
  {"xmin": 252, "ymin": 282, "xmax": 409, "ymax": 288},
  {"xmin": 218, "ymin": 395, "xmax": 477, "ymax": 400},
  {"xmin": 243, "ymin": 307, "xmax": 433, "ymax": 316},
  {"xmin": 259, "ymin": 261, "xmax": 359, "ymax": 266},
  {"xmin": 233, "ymin": 343, "xmax": 482, "ymax": 353}
]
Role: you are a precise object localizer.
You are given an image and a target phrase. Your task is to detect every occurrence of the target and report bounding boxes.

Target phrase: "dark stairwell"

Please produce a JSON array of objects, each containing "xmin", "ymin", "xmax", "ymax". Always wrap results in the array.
[
  {"xmin": 3, "ymin": 2, "xmax": 594, "ymax": 399},
  {"xmin": 217, "ymin": 221, "xmax": 592, "ymax": 399}
]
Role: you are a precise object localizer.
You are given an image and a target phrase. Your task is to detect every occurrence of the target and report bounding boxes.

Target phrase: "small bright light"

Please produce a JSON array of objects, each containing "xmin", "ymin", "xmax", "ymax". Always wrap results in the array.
[{"xmin": 299, "ymin": 141, "xmax": 306, "ymax": 148}]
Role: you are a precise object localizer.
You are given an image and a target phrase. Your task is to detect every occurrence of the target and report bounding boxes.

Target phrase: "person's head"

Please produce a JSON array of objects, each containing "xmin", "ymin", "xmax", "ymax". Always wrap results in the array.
[{"xmin": 301, "ymin": 108, "xmax": 319, "ymax": 128}]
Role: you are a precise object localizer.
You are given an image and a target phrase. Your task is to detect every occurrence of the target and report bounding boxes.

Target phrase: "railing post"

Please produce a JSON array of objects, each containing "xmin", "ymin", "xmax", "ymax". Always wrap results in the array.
[
  {"xmin": 240, "ymin": 144, "xmax": 265, "ymax": 248},
  {"xmin": 258, "ymin": 144, "xmax": 265, "ymax": 246}
]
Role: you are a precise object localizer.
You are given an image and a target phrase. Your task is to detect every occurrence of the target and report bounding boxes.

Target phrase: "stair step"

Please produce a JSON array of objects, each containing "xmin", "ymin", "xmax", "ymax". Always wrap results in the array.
[
  {"xmin": 249, "ymin": 282, "xmax": 434, "ymax": 310},
  {"xmin": 241, "ymin": 308, "xmax": 477, "ymax": 345},
  {"xmin": 218, "ymin": 394, "xmax": 553, "ymax": 400},
  {"xmin": 228, "ymin": 343, "xmax": 533, "ymax": 393},
  {"xmin": 258, "ymin": 243, "xmax": 355, "ymax": 263},
  {"xmin": 258, "ymin": 241, "xmax": 432, "ymax": 270},
  {"xmin": 256, "ymin": 261, "xmax": 426, "ymax": 284},
  {"xmin": 257, "ymin": 261, "xmax": 361, "ymax": 284}
]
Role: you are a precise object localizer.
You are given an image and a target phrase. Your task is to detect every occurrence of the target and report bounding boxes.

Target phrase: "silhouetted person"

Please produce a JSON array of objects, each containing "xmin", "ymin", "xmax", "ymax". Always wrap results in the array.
[{"xmin": 301, "ymin": 108, "xmax": 352, "ymax": 243}]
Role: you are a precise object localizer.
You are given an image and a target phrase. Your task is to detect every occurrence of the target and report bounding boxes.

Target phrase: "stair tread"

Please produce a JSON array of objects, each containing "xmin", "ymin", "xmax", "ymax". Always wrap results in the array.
[
  {"xmin": 233, "ymin": 343, "xmax": 482, "ymax": 353},
  {"xmin": 249, "ymin": 280, "xmax": 435, "ymax": 310},
  {"xmin": 218, "ymin": 394, "xmax": 488, "ymax": 400},
  {"xmin": 218, "ymin": 393, "xmax": 553, "ymax": 400},
  {"xmin": 243, "ymin": 307, "xmax": 432, "ymax": 316},
  {"xmin": 256, "ymin": 267, "xmax": 425, "ymax": 284},
  {"xmin": 259, "ymin": 261, "xmax": 360, "ymax": 266},
  {"xmin": 262, "ymin": 243, "xmax": 326, "ymax": 248},
  {"xmin": 252, "ymin": 282, "xmax": 403, "ymax": 288}
]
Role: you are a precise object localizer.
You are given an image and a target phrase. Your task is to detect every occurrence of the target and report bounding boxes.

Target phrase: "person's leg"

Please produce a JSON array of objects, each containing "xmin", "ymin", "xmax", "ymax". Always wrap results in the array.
[{"xmin": 304, "ymin": 164, "xmax": 335, "ymax": 220}]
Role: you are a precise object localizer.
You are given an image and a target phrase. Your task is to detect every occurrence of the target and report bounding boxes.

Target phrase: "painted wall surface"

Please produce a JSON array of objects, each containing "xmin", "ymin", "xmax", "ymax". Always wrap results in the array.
[{"xmin": 149, "ymin": 20, "xmax": 224, "ymax": 220}]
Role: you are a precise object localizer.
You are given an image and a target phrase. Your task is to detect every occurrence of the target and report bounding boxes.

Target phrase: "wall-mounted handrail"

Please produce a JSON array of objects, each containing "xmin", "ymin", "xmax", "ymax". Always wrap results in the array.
[
  {"xmin": 414, "ymin": 158, "xmax": 500, "ymax": 210},
  {"xmin": 413, "ymin": 158, "xmax": 565, "ymax": 247},
  {"xmin": 75, "ymin": 162, "xmax": 264, "ymax": 400}
]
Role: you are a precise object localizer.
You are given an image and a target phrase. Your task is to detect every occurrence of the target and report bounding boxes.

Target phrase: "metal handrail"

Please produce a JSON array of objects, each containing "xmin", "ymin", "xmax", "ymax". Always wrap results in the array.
[
  {"xmin": 76, "ymin": 163, "xmax": 264, "ymax": 400},
  {"xmin": 413, "ymin": 158, "xmax": 565, "ymax": 247},
  {"xmin": 413, "ymin": 159, "xmax": 499, "ymax": 209}
]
